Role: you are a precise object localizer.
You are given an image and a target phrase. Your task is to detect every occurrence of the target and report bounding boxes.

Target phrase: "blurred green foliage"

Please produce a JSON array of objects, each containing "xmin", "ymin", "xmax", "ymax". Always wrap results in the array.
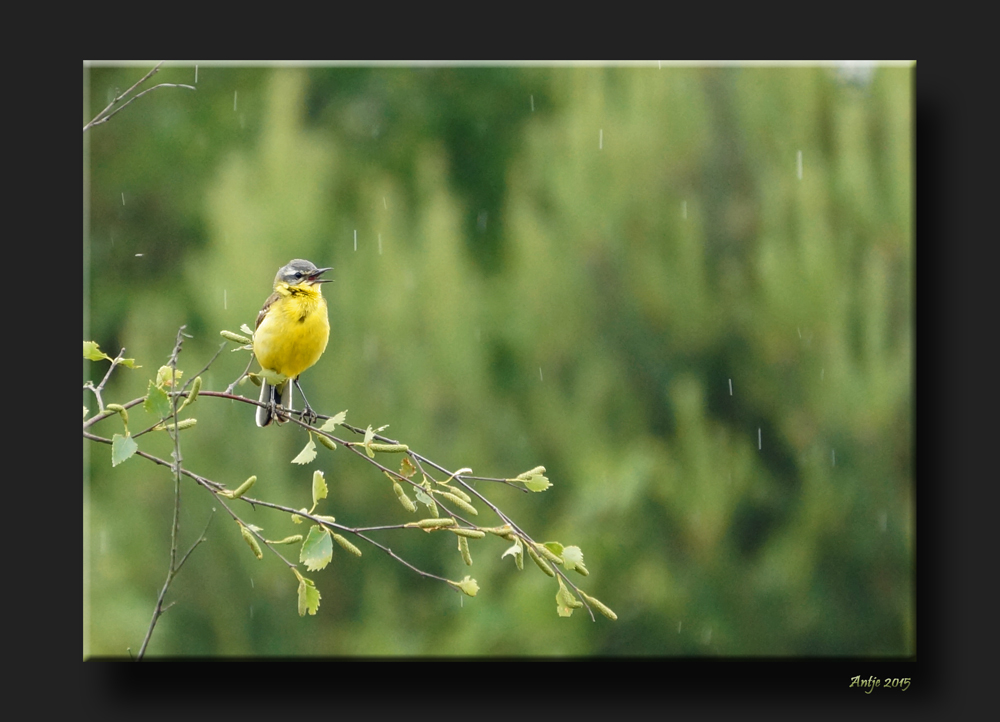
[{"xmin": 84, "ymin": 62, "xmax": 913, "ymax": 656}]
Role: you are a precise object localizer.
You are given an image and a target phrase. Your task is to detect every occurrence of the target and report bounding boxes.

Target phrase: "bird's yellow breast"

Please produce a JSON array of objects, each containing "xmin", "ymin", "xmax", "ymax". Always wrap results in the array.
[{"xmin": 253, "ymin": 284, "xmax": 330, "ymax": 384}]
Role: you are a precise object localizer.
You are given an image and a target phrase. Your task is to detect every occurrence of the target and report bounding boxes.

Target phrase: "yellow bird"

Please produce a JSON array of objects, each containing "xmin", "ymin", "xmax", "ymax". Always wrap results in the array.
[{"xmin": 253, "ymin": 259, "xmax": 332, "ymax": 427}]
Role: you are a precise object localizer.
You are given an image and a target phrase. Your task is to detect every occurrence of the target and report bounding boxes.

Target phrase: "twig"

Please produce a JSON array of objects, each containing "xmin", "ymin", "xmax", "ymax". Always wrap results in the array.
[
  {"xmin": 225, "ymin": 355, "xmax": 257, "ymax": 395},
  {"xmin": 181, "ymin": 342, "xmax": 226, "ymax": 395},
  {"xmin": 88, "ymin": 350, "xmax": 609, "ymax": 635},
  {"xmin": 136, "ymin": 510, "xmax": 213, "ymax": 659},
  {"xmin": 84, "ymin": 61, "xmax": 196, "ymax": 132},
  {"xmin": 83, "ymin": 347, "xmax": 129, "ymax": 413},
  {"xmin": 137, "ymin": 326, "xmax": 189, "ymax": 660}
]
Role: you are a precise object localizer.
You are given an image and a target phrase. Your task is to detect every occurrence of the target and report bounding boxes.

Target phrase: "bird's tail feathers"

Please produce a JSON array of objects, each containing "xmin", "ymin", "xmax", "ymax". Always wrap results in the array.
[{"xmin": 256, "ymin": 380, "xmax": 293, "ymax": 427}]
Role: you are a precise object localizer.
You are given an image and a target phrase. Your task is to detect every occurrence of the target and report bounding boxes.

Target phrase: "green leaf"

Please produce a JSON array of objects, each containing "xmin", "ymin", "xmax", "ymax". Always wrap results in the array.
[
  {"xmin": 144, "ymin": 380, "xmax": 172, "ymax": 419},
  {"xmin": 413, "ymin": 485, "xmax": 438, "ymax": 515},
  {"xmin": 562, "ymin": 545, "xmax": 589, "ymax": 575},
  {"xmin": 111, "ymin": 433, "xmax": 138, "ymax": 466},
  {"xmin": 155, "ymin": 365, "xmax": 183, "ymax": 388},
  {"xmin": 451, "ymin": 576, "xmax": 479, "ymax": 597},
  {"xmin": 292, "ymin": 436, "xmax": 318, "ymax": 465},
  {"xmin": 543, "ymin": 541, "xmax": 565, "ymax": 558},
  {"xmin": 399, "ymin": 457, "xmax": 417, "ymax": 479},
  {"xmin": 523, "ymin": 473, "xmax": 552, "ymax": 492},
  {"xmin": 83, "ymin": 341, "xmax": 137, "ymax": 367},
  {"xmin": 502, "ymin": 538, "xmax": 524, "ymax": 570},
  {"xmin": 312, "ymin": 470, "xmax": 328, "ymax": 506},
  {"xmin": 363, "ymin": 425, "xmax": 375, "ymax": 457},
  {"xmin": 556, "ymin": 577, "xmax": 582, "ymax": 617},
  {"xmin": 300, "ymin": 525, "xmax": 333, "ymax": 572},
  {"xmin": 506, "ymin": 469, "xmax": 552, "ymax": 492},
  {"xmin": 319, "ymin": 410, "xmax": 347, "ymax": 432},
  {"xmin": 297, "ymin": 576, "xmax": 321, "ymax": 616},
  {"xmin": 83, "ymin": 341, "xmax": 111, "ymax": 362}
]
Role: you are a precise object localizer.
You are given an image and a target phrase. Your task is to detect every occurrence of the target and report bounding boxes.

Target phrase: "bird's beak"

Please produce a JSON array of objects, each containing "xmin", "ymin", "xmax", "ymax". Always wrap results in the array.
[{"xmin": 308, "ymin": 267, "xmax": 333, "ymax": 284}]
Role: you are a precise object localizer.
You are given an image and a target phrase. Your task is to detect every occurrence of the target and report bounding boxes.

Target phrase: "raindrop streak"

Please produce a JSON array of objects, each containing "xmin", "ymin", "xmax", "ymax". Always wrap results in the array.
[
  {"xmin": 194, "ymin": 65, "xmax": 198, "ymax": 84},
  {"xmin": 250, "ymin": 578, "xmax": 254, "ymax": 589},
  {"xmin": 383, "ymin": 196, "xmax": 387, "ymax": 209},
  {"xmin": 682, "ymin": 200, "xmax": 688, "ymax": 219},
  {"xmin": 539, "ymin": 367, "xmax": 544, "ymax": 381},
  {"xmin": 121, "ymin": 192, "xmax": 125, "ymax": 205},
  {"xmin": 234, "ymin": 91, "xmax": 238, "ymax": 112},
  {"xmin": 729, "ymin": 378, "xmax": 733, "ymax": 396},
  {"xmin": 797, "ymin": 150, "xmax": 803, "ymax": 180},
  {"xmin": 354, "ymin": 229, "xmax": 357, "ymax": 251},
  {"xmin": 599, "ymin": 129, "xmax": 603, "ymax": 150},
  {"xmin": 530, "ymin": 94, "xmax": 535, "ymax": 112},
  {"xmin": 797, "ymin": 327, "xmax": 802, "ymax": 339},
  {"xmin": 658, "ymin": 60, "xmax": 662, "ymax": 69},
  {"xmin": 758, "ymin": 428, "xmax": 762, "ymax": 450},
  {"xmin": 678, "ymin": 620, "xmax": 682, "ymax": 633},
  {"xmin": 378, "ymin": 233, "xmax": 383, "ymax": 255}
]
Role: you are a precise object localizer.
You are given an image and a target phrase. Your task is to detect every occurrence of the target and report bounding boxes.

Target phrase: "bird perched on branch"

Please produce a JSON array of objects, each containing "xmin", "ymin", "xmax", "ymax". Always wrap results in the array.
[{"xmin": 252, "ymin": 259, "xmax": 331, "ymax": 427}]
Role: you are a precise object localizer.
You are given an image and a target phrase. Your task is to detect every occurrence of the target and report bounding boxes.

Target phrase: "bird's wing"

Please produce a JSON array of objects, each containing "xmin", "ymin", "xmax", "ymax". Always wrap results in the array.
[{"xmin": 256, "ymin": 291, "xmax": 282, "ymax": 330}]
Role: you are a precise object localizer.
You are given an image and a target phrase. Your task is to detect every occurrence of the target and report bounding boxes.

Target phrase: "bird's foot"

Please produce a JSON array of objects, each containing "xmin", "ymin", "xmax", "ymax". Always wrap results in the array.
[{"xmin": 300, "ymin": 402, "xmax": 319, "ymax": 427}]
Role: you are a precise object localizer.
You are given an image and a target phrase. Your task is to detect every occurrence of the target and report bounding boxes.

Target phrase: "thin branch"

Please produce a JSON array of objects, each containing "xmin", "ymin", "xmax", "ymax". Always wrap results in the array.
[
  {"xmin": 135, "ymin": 509, "xmax": 213, "ymax": 659},
  {"xmin": 93, "ymin": 61, "xmax": 165, "ymax": 123},
  {"xmin": 176, "ymin": 510, "xmax": 215, "ymax": 573},
  {"xmin": 225, "ymin": 354, "xmax": 257, "ymax": 395},
  {"xmin": 137, "ymin": 327, "xmax": 189, "ymax": 660},
  {"xmin": 83, "ymin": 347, "xmax": 129, "ymax": 413},
  {"xmin": 87, "ymin": 349, "xmax": 610, "ymax": 634},
  {"xmin": 84, "ymin": 430, "xmax": 221, "ymax": 490},
  {"xmin": 181, "ymin": 342, "xmax": 226, "ymax": 395},
  {"xmin": 84, "ymin": 61, "xmax": 196, "ymax": 132}
]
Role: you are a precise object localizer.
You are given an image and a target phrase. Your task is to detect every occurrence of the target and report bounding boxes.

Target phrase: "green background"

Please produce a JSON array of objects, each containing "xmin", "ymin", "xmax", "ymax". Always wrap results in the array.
[{"xmin": 83, "ymin": 62, "xmax": 913, "ymax": 656}]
